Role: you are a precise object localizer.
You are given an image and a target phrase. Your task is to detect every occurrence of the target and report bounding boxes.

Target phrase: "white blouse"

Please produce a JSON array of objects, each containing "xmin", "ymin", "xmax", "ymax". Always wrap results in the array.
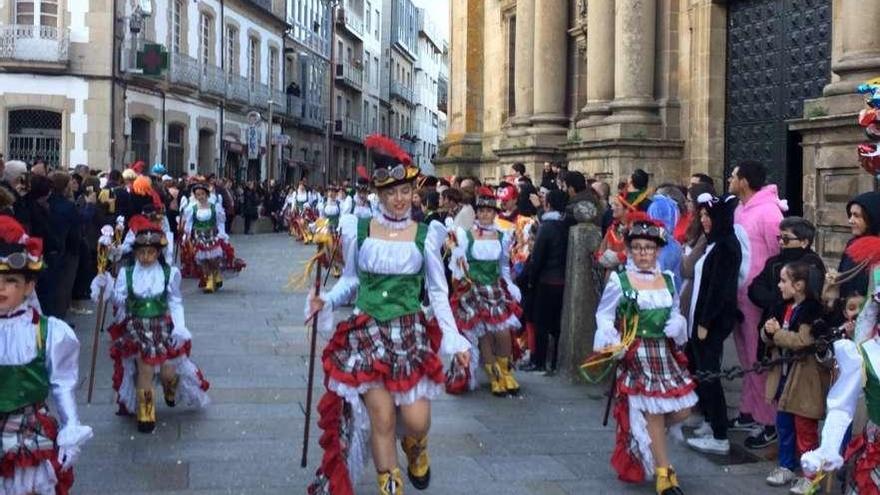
[
  {"xmin": 183, "ymin": 202, "xmax": 228, "ymax": 240},
  {"xmin": 593, "ymin": 270, "xmax": 687, "ymax": 350},
  {"xmin": 0, "ymin": 304, "xmax": 92, "ymax": 448},
  {"xmin": 316, "ymin": 214, "xmax": 469, "ymax": 356},
  {"xmin": 449, "ymin": 226, "xmax": 520, "ymax": 301},
  {"xmin": 112, "ymin": 262, "xmax": 188, "ymax": 335}
]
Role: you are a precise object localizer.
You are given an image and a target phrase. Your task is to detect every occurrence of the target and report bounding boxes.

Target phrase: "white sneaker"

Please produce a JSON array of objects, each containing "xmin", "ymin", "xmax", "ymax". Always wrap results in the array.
[
  {"xmin": 683, "ymin": 414, "xmax": 704, "ymax": 428},
  {"xmin": 686, "ymin": 436, "xmax": 730, "ymax": 455},
  {"xmin": 765, "ymin": 467, "xmax": 796, "ymax": 487},
  {"xmin": 789, "ymin": 477, "xmax": 817, "ymax": 494},
  {"xmin": 692, "ymin": 421, "xmax": 713, "ymax": 438}
]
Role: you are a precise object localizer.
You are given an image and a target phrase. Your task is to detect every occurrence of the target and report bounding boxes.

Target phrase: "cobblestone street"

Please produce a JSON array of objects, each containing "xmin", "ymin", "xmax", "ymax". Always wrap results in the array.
[{"xmin": 68, "ymin": 233, "xmax": 778, "ymax": 494}]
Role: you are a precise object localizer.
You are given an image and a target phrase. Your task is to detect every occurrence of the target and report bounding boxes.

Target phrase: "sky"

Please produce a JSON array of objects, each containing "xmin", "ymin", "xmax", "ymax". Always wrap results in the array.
[{"xmin": 413, "ymin": 0, "xmax": 450, "ymax": 41}]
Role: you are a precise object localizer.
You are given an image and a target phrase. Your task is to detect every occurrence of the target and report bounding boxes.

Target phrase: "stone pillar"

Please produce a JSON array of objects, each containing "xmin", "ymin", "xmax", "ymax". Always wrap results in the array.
[
  {"xmin": 824, "ymin": 0, "xmax": 880, "ymax": 96},
  {"xmin": 558, "ymin": 223, "xmax": 603, "ymax": 380},
  {"xmin": 608, "ymin": 0, "xmax": 658, "ymax": 123},
  {"xmin": 530, "ymin": 1, "xmax": 569, "ymax": 131},
  {"xmin": 510, "ymin": 0, "xmax": 534, "ymax": 128},
  {"xmin": 578, "ymin": 0, "xmax": 614, "ymax": 123}
]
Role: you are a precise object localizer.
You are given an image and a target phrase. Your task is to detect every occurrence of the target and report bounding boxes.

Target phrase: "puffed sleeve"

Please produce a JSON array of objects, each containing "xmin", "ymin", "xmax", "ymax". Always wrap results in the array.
[
  {"xmin": 447, "ymin": 226, "xmax": 469, "ymax": 281},
  {"xmin": 215, "ymin": 203, "xmax": 228, "ymax": 240},
  {"xmin": 594, "ymin": 271, "xmax": 623, "ymax": 350},
  {"xmin": 46, "ymin": 318, "xmax": 93, "ymax": 448},
  {"xmin": 802, "ymin": 339, "xmax": 864, "ymax": 474},
  {"xmin": 166, "ymin": 267, "xmax": 187, "ymax": 335},
  {"xmin": 499, "ymin": 231, "xmax": 521, "ymax": 303},
  {"xmin": 306, "ymin": 215, "xmax": 360, "ymax": 337},
  {"xmin": 855, "ymin": 297, "xmax": 879, "ymax": 344},
  {"xmin": 425, "ymin": 220, "xmax": 470, "ymax": 355},
  {"xmin": 162, "ymin": 216, "xmax": 175, "ymax": 261},
  {"xmin": 120, "ymin": 229, "xmax": 135, "ymax": 255},
  {"xmin": 662, "ymin": 272, "xmax": 687, "ymax": 346},
  {"xmin": 183, "ymin": 205, "xmax": 194, "ymax": 236},
  {"xmin": 111, "ymin": 265, "xmax": 130, "ymax": 308}
]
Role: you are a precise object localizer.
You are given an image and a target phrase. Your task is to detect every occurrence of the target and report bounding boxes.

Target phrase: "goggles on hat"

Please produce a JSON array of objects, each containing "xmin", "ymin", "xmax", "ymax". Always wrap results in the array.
[
  {"xmin": 0, "ymin": 252, "xmax": 29, "ymax": 270},
  {"xmin": 373, "ymin": 164, "xmax": 408, "ymax": 183},
  {"xmin": 135, "ymin": 231, "xmax": 165, "ymax": 245}
]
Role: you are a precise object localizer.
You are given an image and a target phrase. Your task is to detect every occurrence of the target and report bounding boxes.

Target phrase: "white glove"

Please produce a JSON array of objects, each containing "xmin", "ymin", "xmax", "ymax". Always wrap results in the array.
[
  {"xmin": 801, "ymin": 448, "xmax": 843, "ymax": 476},
  {"xmin": 89, "ymin": 273, "xmax": 114, "ymax": 302},
  {"xmin": 170, "ymin": 326, "xmax": 192, "ymax": 348},
  {"xmin": 57, "ymin": 444, "xmax": 80, "ymax": 471},
  {"xmin": 218, "ymin": 232, "xmax": 230, "ymax": 241},
  {"xmin": 593, "ymin": 327, "xmax": 621, "ymax": 351},
  {"xmin": 599, "ymin": 249, "xmax": 622, "ymax": 269},
  {"xmin": 506, "ymin": 280, "xmax": 522, "ymax": 303}
]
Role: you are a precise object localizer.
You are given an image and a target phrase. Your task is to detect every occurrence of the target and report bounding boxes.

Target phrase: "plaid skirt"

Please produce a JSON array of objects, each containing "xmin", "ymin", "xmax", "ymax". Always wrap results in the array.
[
  {"xmin": 620, "ymin": 338, "xmax": 696, "ymax": 400},
  {"xmin": 323, "ymin": 312, "xmax": 445, "ymax": 394},
  {"xmin": 0, "ymin": 403, "xmax": 73, "ymax": 494},
  {"xmin": 843, "ymin": 424, "xmax": 880, "ymax": 494},
  {"xmin": 109, "ymin": 315, "xmax": 185, "ymax": 366},
  {"xmin": 452, "ymin": 281, "xmax": 522, "ymax": 338}
]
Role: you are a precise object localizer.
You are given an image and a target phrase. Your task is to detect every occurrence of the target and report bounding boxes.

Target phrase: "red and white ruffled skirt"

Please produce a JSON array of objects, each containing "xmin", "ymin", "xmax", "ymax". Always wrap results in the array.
[{"xmin": 0, "ymin": 403, "xmax": 73, "ymax": 495}]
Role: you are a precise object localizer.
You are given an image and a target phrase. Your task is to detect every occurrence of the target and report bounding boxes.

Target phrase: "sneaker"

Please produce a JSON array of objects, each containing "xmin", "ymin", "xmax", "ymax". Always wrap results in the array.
[
  {"xmin": 766, "ymin": 466, "xmax": 795, "ymax": 487},
  {"xmin": 727, "ymin": 414, "xmax": 757, "ymax": 431},
  {"xmin": 692, "ymin": 421, "xmax": 713, "ymax": 438},
  {"xmin": 789, "ymin": 477, "xmax": 816, "ymax": 494},
  {"xmin": 745, "ymin": 426, "xmax": 778, "ymax": 449},
  {"xmin": 686, "ymin": 436, "xmax": 730, "ymax": 455}
]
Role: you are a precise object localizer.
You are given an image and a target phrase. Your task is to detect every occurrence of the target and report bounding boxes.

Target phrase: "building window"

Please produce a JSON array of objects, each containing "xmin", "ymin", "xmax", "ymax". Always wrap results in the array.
[
  {"xmin": 167, "ymin": 124, "xmax": 185, "ymax": 178},
  {"xmin": 268, "ymin": 47, "xmax": 278, "ymax": 91},
  {"xmin": 172, "ymin": 0, "xmax": 183, "ymax": 54},
  {"xmin": 15, "ymin": 0, "xmax": 58, "ymax": 26},
  {"xmin": 6, "ymin": 109, "xmax": 62, "ymax": 168},
  {"xmin": 130, "ymin": 117, "xmax": 152, "ymax": 166},
  {"xmin": 226, "ymin": 25, "xmax": 238, "ymax": 75},
  {"xmin": 507, "ymin": 15, "xmax": 516, "ymax": 117},
  {"xmin": 375, "ymin": 9, "xmax": 380, "ymax": 38},
  {"xmin": 199, "ymin": 13, "xmax": 213, "ymax": 67},
  {"xmin": 365, "ymin": 3, "xmax": 371, "ymax": 34},
  {"xmin": 364, "ymin": 52, "xmax": 370, "ymax": 85},
  {"xmin": 248, "ymin": 37, "xmax": 259, "ymax": 88},
  {"xmin": 374, "ymin": 56, "xmax": 379, "ymax": 85}
]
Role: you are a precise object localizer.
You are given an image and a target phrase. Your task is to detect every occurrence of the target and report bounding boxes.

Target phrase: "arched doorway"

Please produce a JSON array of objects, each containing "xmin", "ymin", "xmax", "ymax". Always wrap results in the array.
[
  {"xmin": 197, "ymin": 129, "xmax": 215, "ymax": 175},
  {"xmin": 7, "ymin": 109, "xmax": 62, "ymax": 167},
  {"xmin": 130, "ymin": 117, "xmax": 152, "ymax": 165}
]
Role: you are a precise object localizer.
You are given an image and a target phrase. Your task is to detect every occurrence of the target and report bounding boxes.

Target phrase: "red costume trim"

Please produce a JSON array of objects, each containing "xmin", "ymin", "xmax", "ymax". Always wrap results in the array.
[{"xmin": 0, "ymin": 405, "xmax": 74, "ymax": 494}]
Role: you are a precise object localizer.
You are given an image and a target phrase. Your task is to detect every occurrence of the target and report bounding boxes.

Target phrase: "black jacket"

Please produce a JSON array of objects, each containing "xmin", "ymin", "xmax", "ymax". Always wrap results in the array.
[
  {"xmin": 529, "ymin": 215, "xmax": 568, "ymax": 287},
  {"xmin": 748, "ymin": 248, "xmax": 826, "ymax": 329},
  {"xmin": 839, "ymin": 191, "xmax": 880, "ymax": 297}
]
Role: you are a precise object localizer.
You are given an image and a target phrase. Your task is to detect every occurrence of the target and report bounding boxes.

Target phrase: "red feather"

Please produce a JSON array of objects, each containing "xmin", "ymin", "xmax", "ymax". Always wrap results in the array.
[
  {"xmin": 476, "ymin": 186, "xmax": 495, "ymax": 199},
  {"xmin": 846, "ymin": 236, "xmax": 880, "ymax": 267},
  {"xmin": 365, "ymin": 134, "xmax": 412, "ymax": 165},
  {"xmin": 128, "ymin": 215, "xmax": 158, "ymax": 234},
  {"xmin": 0, "ymin": 217, "xmax": 26, "ymax": 244},
  {"xmin": 356, "ymin": 165, "xmax": 369, "ymax": 181},
  {"xmin": 25, "ymin": 237, "xmax": 42, "ymax": 257}
]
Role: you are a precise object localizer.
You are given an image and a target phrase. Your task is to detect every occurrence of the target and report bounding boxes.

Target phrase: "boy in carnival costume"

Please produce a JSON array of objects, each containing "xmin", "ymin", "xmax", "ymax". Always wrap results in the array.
[{"xmin": 0, "ymin": 216, "xmax": 92, "ymax": 494}]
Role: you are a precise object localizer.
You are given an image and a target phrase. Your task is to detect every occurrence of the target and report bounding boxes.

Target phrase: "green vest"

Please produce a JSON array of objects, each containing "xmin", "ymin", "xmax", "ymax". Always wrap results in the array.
[
  {"xmin": 861, "ymin": 343, "xmax": 880, "ymax": 425},
  {"xmin": 466, "ymin": 230, "xmax": 501, "ymax": 287},
  {"xmin": 354, "ymin": 217, "xmax": 428, "ymax": 322},
  {"xmin": 0, "ymin": 317, "xmax": 50, "ymax": 413},
  {"xmin": 125, "ymin": 265, "xmax": 171, "ymax": 318},
  {"xmin": 616, "ymin": 271, "xmax": 675, "ymax": 340},
  {"xmin": 192, "ymin": 204, "xmax": 217, "ymax": 232}
]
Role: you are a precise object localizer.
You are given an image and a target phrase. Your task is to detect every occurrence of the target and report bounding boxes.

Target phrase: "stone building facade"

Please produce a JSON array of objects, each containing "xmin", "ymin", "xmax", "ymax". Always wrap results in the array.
[{"xmin": 441, "ymin": 0, "xmax": 880, "ymax": 260}]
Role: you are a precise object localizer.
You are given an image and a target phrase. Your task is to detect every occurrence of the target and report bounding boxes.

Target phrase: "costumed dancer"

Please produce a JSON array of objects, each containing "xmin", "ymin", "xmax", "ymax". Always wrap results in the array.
[
  {"xmin": 590, "ymin": 213, "xmax": 696, "ymax": 495},
  {"xmin": 318, "ymin": 186, "xmax": 342, "ymax": 231},
  {"xmin": 306, "ymin": 134, "xmax": 470, "ymax": 495},
  {"xmin": 182, "ymin": 182, "xmax": 244, "ymax": 293},
  {"xmin": 95, "ymin": 215, "xmax": 209, "ymax": 433},
  {"xmin": 0, "ymin": 216, "xmax": 93, "ymax": 494},
  {"xmin": 448, "ymin": 186, "xmax": 523, "ymax": 396},
  {"xmin": 352, "ymin": 177, "xmax": 376, "ymax": 220}
]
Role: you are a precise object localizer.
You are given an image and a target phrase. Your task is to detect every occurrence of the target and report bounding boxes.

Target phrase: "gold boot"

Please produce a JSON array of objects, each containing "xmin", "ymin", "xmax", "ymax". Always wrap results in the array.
[
  {"xmin": 377, "ymin": 467, "xmax": 404, "ymax": 495},
  {"xmin": 163, "ymin": 375, "xmax": 179, "ymax": 407},
  {"xmin": 203, "ymin": 273, "xmax": 215, "ymax": 293},
  {"xmin": 656, "ymin": 466, "xmax": 685, "ymax": 495},
  {"xmin": 496, "ymin": 356, "xmax": 520, "ymax": 395},
  {"xmin": 401, "ymin": 435, "xmax": 430, "ymax": 490},
  {"xmin": 484, "ymin": 363, "xmax": 507, "ymax": 397},
  {"xmin": 136, "ymin": 388, "xmax": 156, "ymax": 433}
]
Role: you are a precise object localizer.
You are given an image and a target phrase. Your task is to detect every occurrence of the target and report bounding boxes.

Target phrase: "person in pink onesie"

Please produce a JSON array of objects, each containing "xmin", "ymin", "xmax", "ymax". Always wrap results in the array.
[{"xmin": 729, "ymin": 161, "xmax": 787, "ymax": 449}]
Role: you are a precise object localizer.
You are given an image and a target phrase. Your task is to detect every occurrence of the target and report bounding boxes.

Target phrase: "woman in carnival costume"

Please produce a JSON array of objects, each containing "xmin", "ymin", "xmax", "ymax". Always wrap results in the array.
[
  {"xmin": 306, "ymin": 134, "xmax": 470, "ymax": 495},
  {"xmin": 0, "ymin": 216, "xmax": 92, "ymax": 494},
  {"xmin": 319, "ymin": 185, "xmax": 343, "ymax": 231},
  {"xmin": 352, "ymin": 177, "xmax": 377, "ymax": 219},
  {"xmin": 182, "ymin": 182, "xmax": 244, "ymax": 293},
  {"xmin": 448, "ymin": 186, "xmax": 523, "ymax": 396},
  {"xmin": 590, "ymin": 212, "xmax": 696, "ymax": 495},
  {"xmin": 96, "ymin": 215, "xmax": 209, "ymax": 433}
]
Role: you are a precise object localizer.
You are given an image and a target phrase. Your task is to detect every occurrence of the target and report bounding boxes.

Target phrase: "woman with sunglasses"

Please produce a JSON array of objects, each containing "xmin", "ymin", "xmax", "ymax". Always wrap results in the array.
[
  {"xmin": 182, "ymin": 182, "xmax": 244, "ymax": 293},
  {"xmin": 306, "ymin": 135, "xmax": 470, "ymax": 495},
  {"xmin": 593, "ymin": 213, "xmax": 696, "ymax": 495}
]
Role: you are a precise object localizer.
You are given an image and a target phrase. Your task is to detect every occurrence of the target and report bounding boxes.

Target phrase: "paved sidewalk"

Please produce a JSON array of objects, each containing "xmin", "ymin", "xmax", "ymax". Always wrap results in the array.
[{"xmin": 67, "ymin": 233, "xmax": 778, "ymax": 494}]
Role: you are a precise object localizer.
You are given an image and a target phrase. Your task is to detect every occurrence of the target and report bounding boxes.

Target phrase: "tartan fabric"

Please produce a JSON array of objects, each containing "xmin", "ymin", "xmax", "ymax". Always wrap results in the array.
[
  {"xmin": 117, "ymin": 315, "xmax": 174, "ymax": 364},
  {"xmin": 193, "ymin": 230, "xmax": 222, "ymax": 260},
  {"xmin": 452, "ymin": 281, "xmax": 522, "ymax": 337},
  {"xmin": 0, "ymin": 403, "xmax": 74, "ymax": 493},
  {"xmin": 619, "ymin": 338, "xmax": 695, "ymax": 398}
]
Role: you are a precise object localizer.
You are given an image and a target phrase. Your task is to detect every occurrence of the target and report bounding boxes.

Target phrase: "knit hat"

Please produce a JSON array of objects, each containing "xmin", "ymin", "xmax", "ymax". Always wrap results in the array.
[
  {"xmin": 364, "ymin": 134, "xmax": 418, "ymax": 189},
  {"xmin": 0, "ymin": 217, "xmax": 44, "ymax": 274}
]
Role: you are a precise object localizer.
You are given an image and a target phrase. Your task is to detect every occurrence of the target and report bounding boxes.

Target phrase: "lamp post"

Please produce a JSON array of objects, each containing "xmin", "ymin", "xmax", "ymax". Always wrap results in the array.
[
  {"xmin": 323, "ymin": 0, "xmax": 339, "ymax": 187},
  {"xmin": 267, "ymin": 99, "xmax": 274, "ymax": 182}
]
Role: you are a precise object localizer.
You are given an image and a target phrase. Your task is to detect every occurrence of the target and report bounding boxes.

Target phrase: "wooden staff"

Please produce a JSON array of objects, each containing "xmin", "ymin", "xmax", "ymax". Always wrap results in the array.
[
  {"xmin": 301, "ymin": 248, "xmax": 324, "ymax": 468},
  {"xmin": 87, "ymin": 244, "xmax": 110, "ymax": 404}
]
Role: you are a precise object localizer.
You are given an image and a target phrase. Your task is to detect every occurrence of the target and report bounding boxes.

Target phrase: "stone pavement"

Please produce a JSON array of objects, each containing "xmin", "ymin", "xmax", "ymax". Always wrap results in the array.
[{"xmin": 66, "ymin": 233, "xmax": 780, "ymax": 494}]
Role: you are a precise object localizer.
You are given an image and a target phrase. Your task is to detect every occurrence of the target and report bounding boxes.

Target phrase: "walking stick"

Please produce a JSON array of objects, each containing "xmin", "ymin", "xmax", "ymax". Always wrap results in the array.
[
  {"xmin": 87, "ymin": 243, "xmax": 111, "ymax": 404},
  {"xmin": 602, "ymin": 362, "xmax": 619, "ymax": 427},
  {"xmin": 321, "ymin": 232, "xmax": 341, "ymax": 288},
  {"xmin": 301, "ymin": 248, "xmax": 324, "ymax": 468}
]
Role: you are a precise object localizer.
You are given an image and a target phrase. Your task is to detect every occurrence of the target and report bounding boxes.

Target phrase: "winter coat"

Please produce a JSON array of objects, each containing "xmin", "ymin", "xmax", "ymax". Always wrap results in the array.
[
  {"xmin": 838, "ymin": 191, "xmax": 880, "ymax": 298},
  {"xmin": 529, "ymin": 213, "xmax": 569, "ymax": 287},
  {"xmin": 748, "ymin": 247, "xmax": 826, "ymax": 332},
  {"xmin": 761, "ymin": 298, "xmax": 830, "ymax": 419}
]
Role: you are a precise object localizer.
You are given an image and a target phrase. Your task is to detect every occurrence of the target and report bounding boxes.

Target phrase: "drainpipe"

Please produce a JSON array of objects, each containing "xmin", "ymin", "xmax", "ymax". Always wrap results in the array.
[
  {"xmin": 161, "ymin": 90, "xmax": 167, "ymax": 165},
  {"xmin": 219, "ymin": 0, "xmax": 225, "ymax": 179},
  {"xmin": 110, "ymin": 0, "xmax": 119, "ymax": 169},
  {"xmin": 326, "ymin": 0, "xmax": 337, "ymax": 187}
]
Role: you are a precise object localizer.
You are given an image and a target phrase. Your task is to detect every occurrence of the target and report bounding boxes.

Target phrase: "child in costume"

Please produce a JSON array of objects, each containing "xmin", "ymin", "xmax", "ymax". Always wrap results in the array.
[
  {"xmin": 352, "ymin": 178, "xmax": 376, "ymax": 219},
  {"xmin": 306, "ymin": 134, "xmax": 470, "ymax": 495},
  {"xmin": 0, "ymin": 217, "xmax": 92, "ymax": 494},
  {"xmin": 319, "ymin": 186, "xmax": 342, "ymax": 231},
  {"xmin": 100, "ymin": 215, "xmax": 210, "ymax": 433},
  {"xmin": 448, "ymin": 186, "xmax": 523, "ymax": 396},
  {"xmin": 592, "ymin": 213, "xmax": 696, "ymax": 495},
  {"xmin": 182, "ymin": 182, "xmax": 244, "ymax": 293}
]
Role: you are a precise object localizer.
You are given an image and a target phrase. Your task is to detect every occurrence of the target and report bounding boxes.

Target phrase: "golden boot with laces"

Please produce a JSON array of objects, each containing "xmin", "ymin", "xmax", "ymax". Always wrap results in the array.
[
  {"xmin": 137, "ymin": 388, "xmax": 156, "ymax": 433},
  {"xmin": 655, "ymin": 466, "xmax": 684, "ymax": 495},
  {"xmin": 163, "ymin": 375, "xmax": 179, "ymax": 407},
  {"xmin": 377, "ymin": 467, "xmax": 404, "ymax": 495},
  {"xmin": 401, "ymin": 435, "xmax": 431, "ymax": 490},
  {"xmin": 496, "ymin": 356, "xmax": 520, "ymax": 395},
  {"xmin": 484, "ymin": 363, "xmax": 507, "ymax": 397}
]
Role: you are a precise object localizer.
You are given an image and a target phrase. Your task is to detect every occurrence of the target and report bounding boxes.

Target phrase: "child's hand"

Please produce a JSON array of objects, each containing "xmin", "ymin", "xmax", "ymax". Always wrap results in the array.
[{"xmin": 764, "ymin": 318, "xmax": 781, "ymax": 335}]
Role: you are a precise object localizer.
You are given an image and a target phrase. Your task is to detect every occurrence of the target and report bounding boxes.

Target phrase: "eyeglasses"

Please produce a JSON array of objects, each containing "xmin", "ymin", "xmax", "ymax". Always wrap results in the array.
[
  {"xmin": 777, "ymin": 235, "xmax": 800, "ymax": 244},
  {"xmin": 372, "ymin": 164, "xmax": 407, "ymax": 183},
  {"xmin": 630, "ymin": 245, "xmax": 657, "ymax": 254},
  {"xmin": 0, "ymin": 252, "xmax": 29, "ymax": 270}
]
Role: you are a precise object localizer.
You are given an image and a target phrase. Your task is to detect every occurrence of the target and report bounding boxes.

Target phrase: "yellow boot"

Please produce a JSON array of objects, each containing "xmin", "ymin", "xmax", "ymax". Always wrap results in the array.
[
  {"xmin": 484, "ymin": 363, "xmax": 507, "ymax": 397},
  {"xmin": 496, "ymin": 356, "xmax": 520, "ymax": 395},
  {"xmin": 203, "ymin": 273, "xmax": 215, "ymax": 293},
  {"xmin": 401, "ymin": 435, "xmax": 431, "ymax": 490},
  {"xmin": 163, "ymin": 375, "xmax": 179, "ymax": 407},
  {"xmin": 377, "ymin": 467, "xmax": 404, "ymax": 495},
  {"xmin": 136, "ymin": 388, "xmax": 156, "ymax": 433},
  {"xmin": 215, "ymin": 270, "xmax": 223, "ymax": 289},
  {"xmin": 656, "ymin": 466, "xmax": 684, "ymax": 495}
]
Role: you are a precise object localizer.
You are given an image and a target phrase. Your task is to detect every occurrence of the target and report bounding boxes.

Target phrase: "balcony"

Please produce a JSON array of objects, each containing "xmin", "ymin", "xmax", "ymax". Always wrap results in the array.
[
  {"xmin": 200, "ymin": 63, "xmax": 226, "ymax": 97},
  {"xmin": 302, "ymin": 101, "xmax": 325, "ymax": 130},
  {"xmin": 169, "ymin": 52, "xmax": 200, "ymax": 89},
  {"xmin": 0, "ymin": 25, "xmax": 69, "ymax": 69},
  {"xmin": 249, "ymin": 82, "xmax": 271, "ymax": 109},
  {"xmin": 286, "ymin": 94, "xmax": 304, "ymax": 120},
  {"xmin": 390, "ymin": 81, "xmax": 414, "ymax": 105},
  {"xmin": 336, "ymin": 8, "xmax": 364, "ymax": 39},
  {"xmin": 335, "ymin": 61, "xmax": 363, "ymax": 91},
  {"xmin": 227, "ymin": 74, "xmax": 251, "ymax": 105},
  {"xmin": 334, "ymin": 116, "xmax": 364, "ymax": 143}
]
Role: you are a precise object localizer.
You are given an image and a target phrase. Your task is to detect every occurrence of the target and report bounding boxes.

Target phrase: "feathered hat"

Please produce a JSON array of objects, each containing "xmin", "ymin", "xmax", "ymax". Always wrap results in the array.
[
  {"xmin": 129, "ymin": 215, "xmax": 167, "ymax": 249},
  {"xmin": 191, "ymin": 182, "xmax": 210, "ymax": 195},
  {"xmin": 474, "ymin": 186, "xmax": 499, "ymax": 210},
  {"xmin": 365, "ymin": 134, "xmax": 419, "ymax": 189},
  {"xmin": 496, "ymin": 185, "xmax": 517, "ymax": 204},
  {"xmin": 0, "ymin": 217, "xmax": 44, "ymax": 273},
  {"xmin": 624, "ymin": 211, "xmax": 668, "ymax": 247}
]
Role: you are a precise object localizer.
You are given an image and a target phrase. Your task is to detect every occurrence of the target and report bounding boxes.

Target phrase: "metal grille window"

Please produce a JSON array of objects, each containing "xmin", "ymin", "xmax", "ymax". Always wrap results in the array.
[
  {"xmin": 199, "ymin": 13, "xmax": 212, "ymax": 66},
  {"xmin": 130, "ymin": 117, "xmax": 151, "ymax": 165},
  {"xmin": 167, "ymin": 124, "xmax": 185, "ymax": 177},
  {"xmin": 268, "ymin": 47, "xmax": 278, "ymax": 91},
  {"xmin": 248, "ymin": 37, "xmax": 259, "ymax": 87},
  {"xmin": 172, "ymin": 0, "xmax": 182, "ymax": 54},
  {"xmin": 226, "ymin": 25, "xmax": 237, "ymax": 75},
  {"xmin": 7, "ymin": 109, "xmax": 62, "ymax": 168}
]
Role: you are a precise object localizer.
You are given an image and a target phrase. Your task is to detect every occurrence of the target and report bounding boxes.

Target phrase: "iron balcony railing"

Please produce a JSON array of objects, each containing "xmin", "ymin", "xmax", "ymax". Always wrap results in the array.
[
  {"xmin": 200, "ymin": 63, "xmax": 226, "ymax": 97},
  {"xmin": 302, "ymin": 101, "xmax": 325, "ymax": 129},
  {"xmin": 335, "ymin": 61, "xmax": 363, "ymax": 91},
  {"xmin": 249, "ymin": 81, "xmax": 271, "ymax": 109},
  {"xmin": 390, "ymin": 81, "xmax": 414, "ymax": 104},
  {"xmin": 286, "ymin": 94, "xmax": 304, "ymax": 120},
  {"xmin": 0, "ymin": 24, "xmax": 69, "ymax": 65},
  {"xmin": 227, "ymin": 74, "xmax": 251, "ymax": 105},
  {"xmin": 169, "ymin": 52, "xmax": 200, "ymax": 88},
  {"xmin": 334, "ymin": 116, "xmax": 364, "ymax": 142},
  {"xmin": 337, "ymin": 8, "xmax": 364, "ymax": 39}
]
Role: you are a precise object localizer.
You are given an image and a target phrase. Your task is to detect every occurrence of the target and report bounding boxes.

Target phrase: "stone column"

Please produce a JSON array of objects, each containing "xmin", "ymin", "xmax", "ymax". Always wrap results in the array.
[
  {"xmin": 510, "ymin": 0, "xmax": 534, "ymax": 128},
  {"xmin": 530, "ymin": 1, "xmax": 569, "ymax": 131},
  {"xmin": 579, "ymin": 0, "xmax": 615, "ymax": 123},
  {"xmin": 824, "ymin": 0, "xmax": 880, "ymax": 96},
  {"xmin": 608, "ymin": 0, "xmax": 658, "ymax": 122}
]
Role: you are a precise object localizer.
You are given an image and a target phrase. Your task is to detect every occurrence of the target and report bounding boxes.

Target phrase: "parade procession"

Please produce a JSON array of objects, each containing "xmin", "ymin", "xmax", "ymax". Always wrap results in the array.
[{"xmin": 6, "ymin": 0, "xmax": 880, "ymax": 494}]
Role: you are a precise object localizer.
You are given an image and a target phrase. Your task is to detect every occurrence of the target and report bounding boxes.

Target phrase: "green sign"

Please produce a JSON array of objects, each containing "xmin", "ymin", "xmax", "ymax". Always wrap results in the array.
[{"xmin": 137, "ymin": 43, "xmax": 168, "ymax": 76}]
